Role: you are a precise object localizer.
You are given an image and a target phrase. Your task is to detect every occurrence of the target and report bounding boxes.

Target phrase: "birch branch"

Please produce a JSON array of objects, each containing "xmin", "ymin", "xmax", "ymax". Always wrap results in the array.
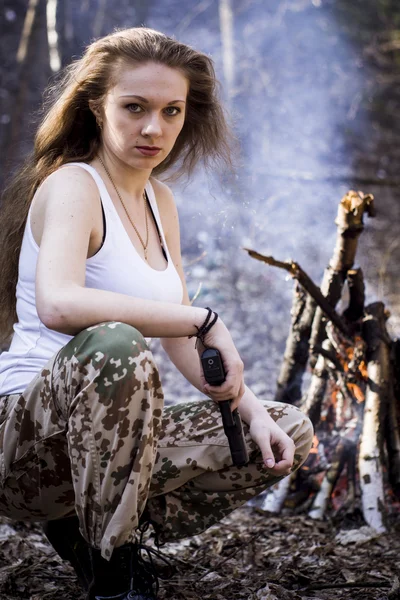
[
  {"xmin": 359, "ymin": 302, "xmax": 389, "ymax": 533},
  {"xmin": 310, "ymin": 191, "xmax": 374, "ymax": 353},
  {"xmin": 242, "ymin": 248, "xmax": 351, "ymax": 339}
]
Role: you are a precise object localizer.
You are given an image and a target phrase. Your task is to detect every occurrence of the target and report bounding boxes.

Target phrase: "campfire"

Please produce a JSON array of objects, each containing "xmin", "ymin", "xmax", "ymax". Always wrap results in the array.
[{"xmin": 244, "ymin": 191, "xmax": 400, "ymax": 533}]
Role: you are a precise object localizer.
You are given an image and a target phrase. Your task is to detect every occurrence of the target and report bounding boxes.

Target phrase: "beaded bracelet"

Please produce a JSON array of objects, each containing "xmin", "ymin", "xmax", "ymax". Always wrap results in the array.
[{"xmin": 188, "ymin": 307, "xmax": 219, "ymax": 347}]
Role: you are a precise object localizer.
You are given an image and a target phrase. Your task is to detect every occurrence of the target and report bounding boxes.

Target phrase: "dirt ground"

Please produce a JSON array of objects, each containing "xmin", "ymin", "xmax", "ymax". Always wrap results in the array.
[{"xmin": 0, "ymin": 503, "xmax": 399, "ymax": 600}]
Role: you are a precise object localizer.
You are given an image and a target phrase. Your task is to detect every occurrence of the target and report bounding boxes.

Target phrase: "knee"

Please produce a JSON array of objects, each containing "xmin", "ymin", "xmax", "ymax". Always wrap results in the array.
[
  {"xmin": 288, "ymin": 406, "xmax": 314, "ymax": 469},
  {"xmin": 76, "ymin": 321, "xmax": 149, "ymax": 360},
  {"xmin": 60, "ymin": 322, "xmax": 156, "ymax": 383}
]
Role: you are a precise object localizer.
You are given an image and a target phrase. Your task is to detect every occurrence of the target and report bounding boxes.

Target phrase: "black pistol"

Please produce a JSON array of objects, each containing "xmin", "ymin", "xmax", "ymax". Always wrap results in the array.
[{"xmin": 201, "ymin": 348, "xmax": 249, "ymax": 467}]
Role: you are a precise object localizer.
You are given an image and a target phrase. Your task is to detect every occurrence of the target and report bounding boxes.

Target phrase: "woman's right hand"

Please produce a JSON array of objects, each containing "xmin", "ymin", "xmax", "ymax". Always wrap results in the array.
[{"xmin": 199, "ymin": 319, "xmax": 245, "ymax": 411}]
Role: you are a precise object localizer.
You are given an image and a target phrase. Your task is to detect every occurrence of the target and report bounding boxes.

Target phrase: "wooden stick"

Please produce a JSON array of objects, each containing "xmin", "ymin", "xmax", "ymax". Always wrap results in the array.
[
  {"xmin": 312, "ymin": 343, "xmax": 344, "ymax": 372},
  {"xmin": 359, "ymin": 302, "xmax": 389, "ymax": 533},
  {"xmin": 301, "ymin": 342, "xmax": 329, "ymax": 426},
  {"xmin": 275, "ymin": 284, "xmax": 316, "ymax": 405},
  {"xmin": 242, "ymin": 248, "xmax": 351, "ymax": 338},
  {"xmin": 343, "ymin": 268, "xmax": 365, "ymax": 322},
  {"xmin": 310, "ymin": 191, "xmax": 374, "ymax": 354},
  {"xmin": 309, "ymin": 268, "xmax": 346, "ymax": 354},
  {"xmin": 332, "ymin": 191, "xmax": 375, "ymax": 270},
  {"xmin": 309, "ymin": 437, "xmax": 354, "ymax": 520}
]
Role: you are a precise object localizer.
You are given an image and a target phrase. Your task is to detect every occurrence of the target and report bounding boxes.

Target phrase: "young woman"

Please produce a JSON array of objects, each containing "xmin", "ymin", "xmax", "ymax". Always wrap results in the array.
[{"xmin": 0, "ymin": 27, "xmax": 313, "ymax": 600}]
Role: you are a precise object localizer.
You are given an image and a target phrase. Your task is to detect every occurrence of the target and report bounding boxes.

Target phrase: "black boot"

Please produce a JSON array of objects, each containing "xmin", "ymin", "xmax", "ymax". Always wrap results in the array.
[
  {"xmin": 89, "ymin": 543, "xmax": 159, "ymax": 600},
  {"xmin": 43, "ymin": 515, "xmax": 93, "ymax": 591}
]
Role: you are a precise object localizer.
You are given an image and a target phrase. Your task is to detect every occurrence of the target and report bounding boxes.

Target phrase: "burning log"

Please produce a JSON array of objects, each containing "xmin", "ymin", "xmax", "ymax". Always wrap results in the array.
[
  {"xmin": 244, "ymin": 190, "xmax": 400, "ymax": 531},
  {"xmin": 309, "ymin": 436, "xmax": 357, "ymax": 520}
]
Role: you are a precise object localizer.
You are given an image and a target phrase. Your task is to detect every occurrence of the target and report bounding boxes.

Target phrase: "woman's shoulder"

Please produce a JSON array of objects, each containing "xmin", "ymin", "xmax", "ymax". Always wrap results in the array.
[
  {"xmin": 30, "ymin": 164, "xmax": 101, "ymax": 247},
  {"xmin": 33, "ymin": 163, "xmax": 100, "ymax": 214},
  {"xmin": 44, "ymin": 162, "xmax": 100, "ymax": 194}
]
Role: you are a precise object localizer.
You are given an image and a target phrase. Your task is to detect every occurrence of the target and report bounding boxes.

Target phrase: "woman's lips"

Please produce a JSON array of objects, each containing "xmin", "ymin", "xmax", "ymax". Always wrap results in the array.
[{"xmin": 136, "ymin": 146, "xmax": 161, "ymax": 156}]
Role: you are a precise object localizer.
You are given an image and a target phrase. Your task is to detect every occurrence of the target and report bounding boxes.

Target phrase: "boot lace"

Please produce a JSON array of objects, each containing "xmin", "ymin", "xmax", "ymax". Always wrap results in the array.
[{"xmin": 128, "ymin": 521, "xmax": 175, "ymax": 599}]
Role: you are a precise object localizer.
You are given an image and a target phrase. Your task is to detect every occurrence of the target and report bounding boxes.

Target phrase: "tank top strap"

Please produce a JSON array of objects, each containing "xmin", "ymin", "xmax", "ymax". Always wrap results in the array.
[{"xmin": 144, "ymin": 180, "xmax": 169, "ymax": 254}]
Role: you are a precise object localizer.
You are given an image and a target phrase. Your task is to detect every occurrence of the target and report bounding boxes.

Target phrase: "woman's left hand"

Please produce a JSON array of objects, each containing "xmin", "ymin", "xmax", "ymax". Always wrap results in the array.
[{"xmin": 248, "ymin": 412, "xmax": 295, "ymax": 477}]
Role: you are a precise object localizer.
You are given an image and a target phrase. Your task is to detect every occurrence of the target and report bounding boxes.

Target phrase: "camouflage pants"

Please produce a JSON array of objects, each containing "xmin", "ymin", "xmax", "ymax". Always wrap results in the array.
[{"xmin": 0, "ymin": 322, "xmax": 313, "ymax": 559}]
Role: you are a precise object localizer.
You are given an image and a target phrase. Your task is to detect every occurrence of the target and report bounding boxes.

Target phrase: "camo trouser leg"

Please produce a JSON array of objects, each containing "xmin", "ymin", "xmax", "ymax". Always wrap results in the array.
[
  {"xmin": 0, "ymin": 322, "xmax": 164, "ymax": 559},
  {"xmin": 145, "ymin": 398, "xmax": 313, "ymax": 543},
  {"xmin": 0, "ymin": 321, "xmax": 313, "ymax": 560}
]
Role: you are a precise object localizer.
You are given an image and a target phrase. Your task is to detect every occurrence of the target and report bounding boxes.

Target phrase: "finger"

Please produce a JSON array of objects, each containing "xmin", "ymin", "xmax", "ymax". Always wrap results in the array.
[
  {"xmin": 230, "ymin": 396, "xmax": 241, "ymax": 411},
  {"xmin": 204, "ymin": 382, "xmax": 236, "ymax": 399},
  {"xmin": 258, "ymin": 439, "xmax": 276, "ymax": 470},
  {"xmin": 204, "ymin": 374, "xmax": 244, "ymax": 397},
  {"xmin": 270, "ymin": 458, "xmax": 293, "ymax": 476},
  {"xmin": 270, "ymin": 443, "xmax": 295, "ymax": 475}
]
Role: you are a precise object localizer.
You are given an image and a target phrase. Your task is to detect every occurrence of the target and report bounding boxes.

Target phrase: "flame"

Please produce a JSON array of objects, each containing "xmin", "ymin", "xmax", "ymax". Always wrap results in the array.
[
  {"xmin": 347, "ymin": 382, "xmax": 365, "ymax": 403},
  {"xmin": 309, "ymin": 434, "xmax": 319, "ymax": 454},
  {"xmin": 358, "ymin": 360, "xmax": 368, "ymax": 379},
  {"xmin": 331, "ymin": 388, "xmax": 339, "ymax": 408}
]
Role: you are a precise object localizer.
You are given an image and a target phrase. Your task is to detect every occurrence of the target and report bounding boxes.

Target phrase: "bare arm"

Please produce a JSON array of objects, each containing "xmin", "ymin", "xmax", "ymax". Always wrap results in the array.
[
  {"xmin": 35, "ymin": 167, "xmax": 208, "ymax": 337},
  {"xmin": 157, "ymin": 181, "xmax": 295, "ymax": 475}
]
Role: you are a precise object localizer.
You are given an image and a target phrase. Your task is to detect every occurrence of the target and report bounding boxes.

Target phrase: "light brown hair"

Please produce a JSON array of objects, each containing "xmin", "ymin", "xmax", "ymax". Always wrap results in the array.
[{"xmin": 0, "ymin": 27, "xmax": 233, "ymax": 343}]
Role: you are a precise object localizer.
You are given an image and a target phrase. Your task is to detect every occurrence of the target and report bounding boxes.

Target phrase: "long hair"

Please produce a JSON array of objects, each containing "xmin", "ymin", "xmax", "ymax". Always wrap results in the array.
[{"xmin": 0, "ymin": 27, "xmax": 233, "ymax": 344}]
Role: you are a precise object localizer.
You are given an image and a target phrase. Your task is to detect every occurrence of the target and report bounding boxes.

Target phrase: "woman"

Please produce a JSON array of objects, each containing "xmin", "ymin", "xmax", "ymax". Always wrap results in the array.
[{"xmin": 0, "ymin": 27, "xmax": 313, "ymax": 600}]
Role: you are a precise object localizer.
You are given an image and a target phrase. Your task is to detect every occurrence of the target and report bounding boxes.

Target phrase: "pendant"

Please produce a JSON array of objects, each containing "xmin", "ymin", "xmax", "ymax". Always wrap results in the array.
[{"xmin": 144, "ymin": 248, "xmax": 148, "ymax": 261}]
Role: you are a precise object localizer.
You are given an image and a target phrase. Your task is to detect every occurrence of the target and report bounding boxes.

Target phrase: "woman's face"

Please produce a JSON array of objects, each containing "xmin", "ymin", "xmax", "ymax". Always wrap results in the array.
[{"xmin": 98, "ymin": 61, "xmax": 188, "ymax": 171}]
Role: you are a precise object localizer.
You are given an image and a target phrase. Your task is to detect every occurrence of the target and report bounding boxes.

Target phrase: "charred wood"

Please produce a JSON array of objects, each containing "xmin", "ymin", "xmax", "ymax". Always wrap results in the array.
[
  {"xmin": 301, "ymin": 340, "xmax": 330, "ymax": 426},
  {"xmin": 275, "ymin": 284, "xmax": 316, "ymax": 405},
  {"xmin": 312, "ymin": 343, "xmax": 344, "ymax": 373},
  {"xmin": 309, "ymin": 437, "xmax": 356, "ymax": 520},
  {"xmin": 309, "ymin": 268, "xmax": 346, "ymax": 356},
  {"xmin": 343, "ymin": 268, "xmax": 366, "ymax": 323}
]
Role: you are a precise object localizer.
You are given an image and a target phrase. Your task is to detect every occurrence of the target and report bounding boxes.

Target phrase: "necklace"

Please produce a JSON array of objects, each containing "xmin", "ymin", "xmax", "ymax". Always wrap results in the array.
[{"xmin": 97, "ymin": 155, "xmax": 150, "ymax": 261}]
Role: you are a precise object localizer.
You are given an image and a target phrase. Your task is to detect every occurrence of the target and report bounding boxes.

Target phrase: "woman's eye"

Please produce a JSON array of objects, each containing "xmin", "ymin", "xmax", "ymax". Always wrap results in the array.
[
  {"xmin": 126, "ymin": 104, "xmax": 142, "ymax": 113},
  {"xmin": 164, "ymin": 107, "xmax": 180, "ymax": 116}
]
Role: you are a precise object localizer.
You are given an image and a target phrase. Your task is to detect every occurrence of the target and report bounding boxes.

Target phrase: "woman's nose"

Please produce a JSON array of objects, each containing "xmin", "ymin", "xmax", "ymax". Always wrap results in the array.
[{"xmin": 141, "ymin": 113, "xmax": 162, "ymax": 138}]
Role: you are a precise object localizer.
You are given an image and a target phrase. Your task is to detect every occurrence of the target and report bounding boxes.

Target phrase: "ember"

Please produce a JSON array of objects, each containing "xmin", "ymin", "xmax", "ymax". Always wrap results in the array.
[{"xmin": 244, "ymin": 190, "xmax": 400, "ymax": 533}]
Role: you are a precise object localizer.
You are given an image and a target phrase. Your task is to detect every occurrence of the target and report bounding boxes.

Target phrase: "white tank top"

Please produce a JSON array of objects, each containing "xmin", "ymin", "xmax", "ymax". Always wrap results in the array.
[{"xmin": 0, "ymin": 162, "xmax": 183, "ymax": 395}]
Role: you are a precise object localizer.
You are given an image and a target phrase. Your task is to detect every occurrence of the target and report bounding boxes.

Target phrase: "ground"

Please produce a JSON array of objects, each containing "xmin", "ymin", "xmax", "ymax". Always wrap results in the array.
[{"xmin": 0, "ymin": 505, "xmax": 399, "ymax": 600}]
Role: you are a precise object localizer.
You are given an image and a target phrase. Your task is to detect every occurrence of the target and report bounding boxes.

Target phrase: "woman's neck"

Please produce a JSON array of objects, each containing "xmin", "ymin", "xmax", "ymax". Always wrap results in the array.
[{"xmin": 94, "ymin": 151, "xmax": 152, "ymax": 205}]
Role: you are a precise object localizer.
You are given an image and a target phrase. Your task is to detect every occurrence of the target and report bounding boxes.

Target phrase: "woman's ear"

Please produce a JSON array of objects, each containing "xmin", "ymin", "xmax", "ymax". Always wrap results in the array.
[
  {"xmin": 89, "ymin": 100, "xmax": 103, "ymax": 129},
  {"xmin": 88, "ymin": 99, "xmax": 99, "ymax": 118}
]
